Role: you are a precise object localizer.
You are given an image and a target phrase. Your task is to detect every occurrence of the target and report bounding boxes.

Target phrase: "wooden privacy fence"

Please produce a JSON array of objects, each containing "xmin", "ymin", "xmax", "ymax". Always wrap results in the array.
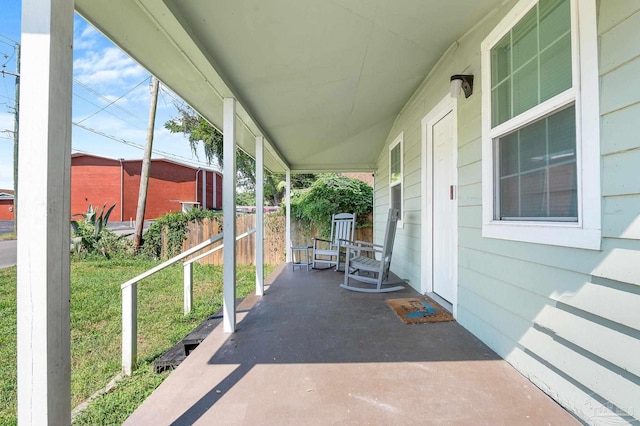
[{"xmin": 169, "ymin": 213, "xmax": 373, "ymax": 266}]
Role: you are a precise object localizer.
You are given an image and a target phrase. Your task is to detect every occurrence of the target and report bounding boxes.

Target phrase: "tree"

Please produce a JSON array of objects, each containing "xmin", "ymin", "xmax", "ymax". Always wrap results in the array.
[
  {"xmin": 165, "ymin": 104, "xmax": 256, "ymax": 189},
  {"xmin": 166, "ymin": 104, "xmax": 317, "ymax": 205}
]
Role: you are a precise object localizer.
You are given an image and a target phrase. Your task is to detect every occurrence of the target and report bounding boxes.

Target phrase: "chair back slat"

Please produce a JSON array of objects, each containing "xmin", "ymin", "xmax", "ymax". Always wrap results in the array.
[
  {"xmin": 331, "ymin": 213, "xmax": 356, "ymax": 246},
  {"xmin": 340, "ymin": 208, "xmax": 405, "ymax": 292},
  {"xmin": 381, "ymin": 208, "xmax": 399, "ymax": 264}
]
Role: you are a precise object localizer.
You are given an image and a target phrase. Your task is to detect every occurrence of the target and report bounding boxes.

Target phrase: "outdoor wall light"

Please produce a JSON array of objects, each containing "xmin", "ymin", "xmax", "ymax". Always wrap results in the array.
[{"xmin": 450, "ymin": 74, "xmax": 474, "ymax": 98}]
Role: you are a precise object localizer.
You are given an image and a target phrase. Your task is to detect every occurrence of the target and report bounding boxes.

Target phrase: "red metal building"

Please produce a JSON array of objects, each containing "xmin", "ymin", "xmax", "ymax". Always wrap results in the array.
[{"xmin": 71, "ymin": 153, "xmax": 222, "ymax": 221}]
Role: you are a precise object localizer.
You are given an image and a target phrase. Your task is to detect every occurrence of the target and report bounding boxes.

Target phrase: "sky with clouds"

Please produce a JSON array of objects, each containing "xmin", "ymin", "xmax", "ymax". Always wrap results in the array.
[{"xmin": 0, "ymin": 3, "xmax": 212, "ymax": 191}]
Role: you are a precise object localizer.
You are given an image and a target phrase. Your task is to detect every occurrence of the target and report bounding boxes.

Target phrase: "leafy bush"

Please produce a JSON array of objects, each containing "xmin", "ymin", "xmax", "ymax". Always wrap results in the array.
[
  {"xmin": 141, "ymin": 208, "xmax": 221, "ymax": 259},
  {"xmin": 236, "ymin": 191, "xmax": 255, "ymax": 206},
  {"xmin": 71, "ymin": 203, "xmax": 133, "ymax": 258},
  {"xmin": 289, "ymin": 174, "xmax": 373, "ymax": 237},
  {"xmin": 71, "ymin": 221, "xmax": 134, "ymax": 259}
]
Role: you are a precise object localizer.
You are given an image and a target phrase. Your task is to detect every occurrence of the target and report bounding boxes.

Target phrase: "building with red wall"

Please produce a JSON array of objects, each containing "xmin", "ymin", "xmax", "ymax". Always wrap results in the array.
[
  {"xmin": 0, "ymin": 190, "xmax": 14, "ymax": 221},
  {"xmin": 71, "ymin": 153, "xmax": 222, "ymax": 221}
]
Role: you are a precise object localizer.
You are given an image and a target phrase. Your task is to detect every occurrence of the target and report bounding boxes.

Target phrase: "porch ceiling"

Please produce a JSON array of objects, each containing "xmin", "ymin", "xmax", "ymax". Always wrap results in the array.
[{"xmin": 75, "ymin": 0, "xmax": 503, "ymax": 173}]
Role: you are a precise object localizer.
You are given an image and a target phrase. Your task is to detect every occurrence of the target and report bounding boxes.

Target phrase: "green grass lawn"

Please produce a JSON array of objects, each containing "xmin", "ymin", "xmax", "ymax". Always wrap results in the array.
[{"xmin": 0, "ymin": 259, "xmax": 275, "ymax": 425}]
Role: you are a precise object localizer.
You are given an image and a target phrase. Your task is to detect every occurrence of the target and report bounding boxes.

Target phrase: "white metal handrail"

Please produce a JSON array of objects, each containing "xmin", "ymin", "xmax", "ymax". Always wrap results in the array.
[
  {"xmin": 121, "ymin": 228, "xmax": 256, "ymax": 375},
  {"xmin": 184, "ymin": 229, "xmax": 255, "ymax": 266},
  {"xmin": 121, "ymin": 234, "xmax": 224, "ymax": 290},
  {"xmin": 181, "ymin": 230, "xmax": 255, "ymax": 319}
]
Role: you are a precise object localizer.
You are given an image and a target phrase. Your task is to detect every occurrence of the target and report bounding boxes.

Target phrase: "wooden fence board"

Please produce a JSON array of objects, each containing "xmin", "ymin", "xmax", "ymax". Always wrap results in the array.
[{"xmin": 163, "ymin": 213, "xmax": 372, "ymax": 266}]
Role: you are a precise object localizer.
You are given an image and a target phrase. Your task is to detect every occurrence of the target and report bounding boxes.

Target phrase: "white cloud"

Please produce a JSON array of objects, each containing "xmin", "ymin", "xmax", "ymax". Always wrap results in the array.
[
  {"xmin": 74, "ymin": 23, "xmax": 99, "ymax": 50},
  {"xmin": 74, "ymin": 47, "xmax": 146, "ymax": 88},
  {"xmin": 0, "ymin": 112, "xmax": 14, "ymax": 131}
]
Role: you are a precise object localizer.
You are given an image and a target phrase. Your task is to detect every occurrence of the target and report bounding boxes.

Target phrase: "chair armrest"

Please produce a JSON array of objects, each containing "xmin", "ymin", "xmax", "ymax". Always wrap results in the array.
[
  {"xmin": 344, "ymin": 244, "xmax": 382, "ymax": 254},
  {"xmin": 335, "ymin": 238, "xmax": 355, "ymax": 248},
  {"xmin": 352, "ymin": 240, "xmax": 383, "ymax": 248},
  {"xmin": 313, "ymin": 237, "xmax": 331, "ymax": 249}
]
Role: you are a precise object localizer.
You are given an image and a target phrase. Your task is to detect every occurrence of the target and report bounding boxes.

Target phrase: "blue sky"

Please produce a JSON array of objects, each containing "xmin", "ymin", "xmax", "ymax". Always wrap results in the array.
[{"xmin": 0, "ymin": 2, "xmax": 212, "ymax": 190}]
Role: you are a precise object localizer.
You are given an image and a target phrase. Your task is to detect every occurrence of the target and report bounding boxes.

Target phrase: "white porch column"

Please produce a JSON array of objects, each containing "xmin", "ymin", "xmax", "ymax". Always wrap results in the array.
[
  {"xmin": 255, "ymin": 136, "xmax": 264, "ymax": 296},
  {"xmin": 285, "ymin": 170, "xmax": 292, "ymax": 262},
  {"xmin": 17, "ymin": 0, "xmax": 73, "ymax": 424},
  {"xmin": 223, "ymin": 98, "xmax": 237, "ymax": 333}
]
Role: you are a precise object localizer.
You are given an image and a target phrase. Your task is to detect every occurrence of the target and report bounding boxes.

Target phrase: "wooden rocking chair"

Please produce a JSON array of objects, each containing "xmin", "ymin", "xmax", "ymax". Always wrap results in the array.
[
  {"xmin": 312, "ymin": 212, "xmax": 356, "ymax": 271},
  {"xmin": 340, "ymin": 208, "xmax": 406, "ymax": 293}
]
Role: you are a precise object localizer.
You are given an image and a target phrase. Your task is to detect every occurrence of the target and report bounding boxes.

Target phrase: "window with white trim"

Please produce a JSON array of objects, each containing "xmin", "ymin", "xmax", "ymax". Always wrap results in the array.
[
  {"xmin": 481, "ymin": 0, "xmax": 601, "ymax": 249},
  {"xmin": 389, "ymin": 133, "xmax": 403, "ymax": 227}
]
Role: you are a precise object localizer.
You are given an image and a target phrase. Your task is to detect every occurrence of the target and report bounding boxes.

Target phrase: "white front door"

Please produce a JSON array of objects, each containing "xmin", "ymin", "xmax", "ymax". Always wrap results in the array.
[
  {"xmin": 421, "ymin": 95, "xmax": 457, "ymax": 311},
  {"xmin": 432, "ymin": 110, "xmax": 456, "ymax": 303}
]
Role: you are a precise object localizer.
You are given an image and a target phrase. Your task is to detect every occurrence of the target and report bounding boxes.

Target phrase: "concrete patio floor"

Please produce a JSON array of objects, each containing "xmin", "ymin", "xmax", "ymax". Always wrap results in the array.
[{"xmin": 125, "ymin": 264, "xmax": 578, "ymax": 425}]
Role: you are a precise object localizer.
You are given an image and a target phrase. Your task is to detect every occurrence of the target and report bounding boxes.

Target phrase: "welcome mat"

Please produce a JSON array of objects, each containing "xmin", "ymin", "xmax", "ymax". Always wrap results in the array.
[{"xmin": 386, "ymin": 297, "xmax": 455, "ymax": 324}]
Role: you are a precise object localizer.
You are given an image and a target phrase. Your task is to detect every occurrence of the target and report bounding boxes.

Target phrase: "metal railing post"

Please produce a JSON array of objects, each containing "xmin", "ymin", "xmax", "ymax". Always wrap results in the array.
[
  {"xmin": 184, "ymin": 262, "xmax": 193, "ymax": 315},
  {"xmin": 122, "ymin": 282, "xmax": 138, "ymax": 376}
]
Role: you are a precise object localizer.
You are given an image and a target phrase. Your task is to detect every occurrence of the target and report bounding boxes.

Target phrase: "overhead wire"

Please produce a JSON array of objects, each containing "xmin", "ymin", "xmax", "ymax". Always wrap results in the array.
[
  {"xmin": 75, "ymin": 75, "xmax": 150, "ymax": 125},
  {"xmin": 0, "ymin": 33, "xmax": 212, "ymax": 170},
  {"xmin": 0, "ymin": 34, "xmax": 18, "ymax": 45},
  {"xmin": 1, "ymin": 51, "xmax": 16, "ymax": 68},
  {"xmin": 72, "ymin": 121, "xmax": 218, "ymax": 170},
  {"xmin": 72, "ymin": 92, "xmax": 145, "ymax": 130},
  {"xmin": 73, "ymin": 78, "xmax": 146, "ymax": 122}
]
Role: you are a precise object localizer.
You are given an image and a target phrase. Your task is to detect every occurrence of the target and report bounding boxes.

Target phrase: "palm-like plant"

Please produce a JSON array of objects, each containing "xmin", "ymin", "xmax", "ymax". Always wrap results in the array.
[{"xmin": 71, "ymin": 203, "xmax": 117, "ymax": 254}]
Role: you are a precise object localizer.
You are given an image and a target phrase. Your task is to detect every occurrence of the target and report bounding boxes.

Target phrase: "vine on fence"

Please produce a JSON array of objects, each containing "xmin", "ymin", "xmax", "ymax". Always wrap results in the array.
[
  {"xmin": 289, "ymin": 174, "xmax": 373, "ymax": 238},
  {"xmin": 141, "ymin": 209, "xmax": 221, "ymax": 259}
]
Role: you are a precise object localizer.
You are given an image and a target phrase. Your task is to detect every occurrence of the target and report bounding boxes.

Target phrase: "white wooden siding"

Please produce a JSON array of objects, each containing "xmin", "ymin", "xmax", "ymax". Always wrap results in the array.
[{"xmin": 372, "ymin": 0, "xmax": 640, "ymax": 423}]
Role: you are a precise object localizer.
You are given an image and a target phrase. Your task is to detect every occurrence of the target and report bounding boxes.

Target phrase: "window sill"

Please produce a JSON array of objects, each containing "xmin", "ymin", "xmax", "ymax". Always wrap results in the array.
[{"xmin": 482, "ymin": 221, "xmax": 601, "ymax": 251}]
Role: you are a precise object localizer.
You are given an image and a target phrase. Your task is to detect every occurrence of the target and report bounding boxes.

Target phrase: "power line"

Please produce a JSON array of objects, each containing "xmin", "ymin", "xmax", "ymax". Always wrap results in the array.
[
  {"xmin": 75, "ymin": 76, "xmax": 150, "ymax": 125},
  {"xmin": 159, "ymin": 85, "xmax": 185, "ymax": 105},
  {"xmin": 73, "ymin": 122, "xmax": 145, "ymax": 150},
  {"xmin": 0, "ymin": 34, "xmax": 18, "ymax": 45},
  {"xmin": 72, "ymin": 121, "xmax": 216, "ymax": 169},
  {"xmin": 73, "ymin": 92, "xmax": 144, "ymax": 131},
  {"xmin": 1, "ymin": 47, "xmax": 16, "ymax": 67},
  {"xmin": 73, "ymin": 77, "xmax": 147, "ymax": 122}
]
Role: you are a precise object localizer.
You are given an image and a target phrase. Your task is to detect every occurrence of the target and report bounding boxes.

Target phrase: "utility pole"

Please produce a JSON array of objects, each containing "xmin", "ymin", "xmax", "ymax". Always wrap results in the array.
[
  {"xmin": 134, "ymin": 76, "xmax": 159, "ymax": 249},
  {"xmin": 12, "ymin": 43, "xmax": 20, "ymax": 234},
  {"xmin": 1, "ymin": 43, "xmax": 20, "ymax": 233}
]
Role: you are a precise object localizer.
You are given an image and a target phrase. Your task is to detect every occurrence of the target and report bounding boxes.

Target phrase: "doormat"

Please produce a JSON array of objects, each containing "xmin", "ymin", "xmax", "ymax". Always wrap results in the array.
[{"xmin": 386, "ymin": 297, "xmax": 454, "ymax": 324}]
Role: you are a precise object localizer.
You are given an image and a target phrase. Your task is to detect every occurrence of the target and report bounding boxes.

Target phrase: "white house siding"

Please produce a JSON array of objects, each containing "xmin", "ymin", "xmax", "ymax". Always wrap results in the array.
[{"xmin": 374, "ymin": 0, "xmax": 640, "ymax": 423}]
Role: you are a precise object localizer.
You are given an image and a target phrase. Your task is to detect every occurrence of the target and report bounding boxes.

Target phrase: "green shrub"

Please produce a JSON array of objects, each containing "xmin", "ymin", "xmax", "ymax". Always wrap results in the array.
[
  {"xmin": 71, "ymin": 203, "xmax": 133, "ymax": 258},
  {"xmin": 236, "ymin": 191, "xmax": 255, "ymax": 206},
  {"xmin": 289, "ymin": 174, "xmax": 373, "ymax": 237},
  {"xmin": 141, "ymin": 209, "xmax": 221, "ymax": 259},
  {"xmin": 71, "ymin": 221, "xmax": 134, "ymax": 259}
]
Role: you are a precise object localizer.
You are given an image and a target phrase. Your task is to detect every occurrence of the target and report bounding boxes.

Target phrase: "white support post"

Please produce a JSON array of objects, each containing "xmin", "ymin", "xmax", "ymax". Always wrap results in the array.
[
  {"xmin": 255, "ymin": 136, "xmax": 265, "ymax": 296},
  {"xmin": 17, "ymin": 0, "xmax": 73, "ymax": 424},
  {"xmin": 285, "ymin": 170, "xmax": 292, "ymax": 262},
  {"xmin": 223, "ymin": 98, "xmax": 237, "ymax": 333},
  {"xmin": 184, "ymin": 262, "xmax": 193, "ymax": 314},
  {"xmin": 122, "ymin": 283, "xmax": 138, "ymax": 376}
]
